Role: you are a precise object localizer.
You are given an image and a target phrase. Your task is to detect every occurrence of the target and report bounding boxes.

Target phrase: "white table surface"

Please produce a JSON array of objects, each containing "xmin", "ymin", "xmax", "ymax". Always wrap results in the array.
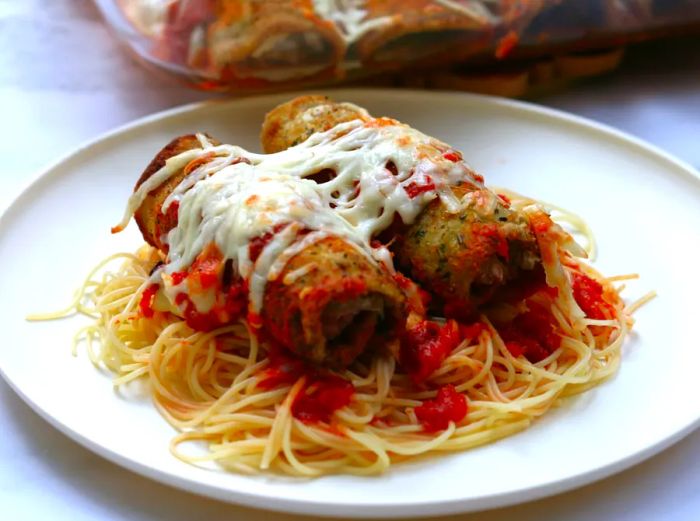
[{"xmin": 1, "ymin": 1, "xmax": 699, "ymax": 520}]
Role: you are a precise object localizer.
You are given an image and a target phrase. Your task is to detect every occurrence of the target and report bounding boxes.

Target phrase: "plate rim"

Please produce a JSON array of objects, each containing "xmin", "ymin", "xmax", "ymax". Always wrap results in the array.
[{"xmin": 2, "ymin": 88, "xmax": 699, "ymax": 518}]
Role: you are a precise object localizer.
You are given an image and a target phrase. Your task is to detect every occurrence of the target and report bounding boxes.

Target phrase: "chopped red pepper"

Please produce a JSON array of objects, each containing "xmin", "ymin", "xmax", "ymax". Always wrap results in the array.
[
  {"xmin": 442, "ymin": 151, "xmax": 461, "ymax": 162},
  {"xmin": 405, "ymin": 177, "xmax": 436, "ymax": 199},
  {"xmin": 415, "ymin": 385, "xmax": 468, "ymax": 432}
]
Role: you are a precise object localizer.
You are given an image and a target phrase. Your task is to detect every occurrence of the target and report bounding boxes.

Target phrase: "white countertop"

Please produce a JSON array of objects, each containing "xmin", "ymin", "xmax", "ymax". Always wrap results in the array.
[{"xmin": 1, "ymin": 1, "xmax": 699, "ymax": 519}]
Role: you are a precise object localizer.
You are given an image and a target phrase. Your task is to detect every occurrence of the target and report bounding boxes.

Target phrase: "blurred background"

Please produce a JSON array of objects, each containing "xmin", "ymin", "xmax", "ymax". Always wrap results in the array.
[{"xmin": 1, "ymin": 1, "xmax": 699, "ymax": 520}]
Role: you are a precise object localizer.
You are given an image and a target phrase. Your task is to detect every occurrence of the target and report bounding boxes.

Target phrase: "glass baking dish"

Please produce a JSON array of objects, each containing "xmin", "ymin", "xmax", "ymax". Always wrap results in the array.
[{"xmin": 93, "ymin": 0, "xmax": 700, "ymax": 93}]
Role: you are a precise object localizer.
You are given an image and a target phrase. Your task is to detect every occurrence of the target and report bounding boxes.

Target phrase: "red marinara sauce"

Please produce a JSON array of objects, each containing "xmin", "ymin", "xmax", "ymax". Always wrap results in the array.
[
  {"xmin": 415, "ymin": 385, "xmax": 468, "ymax": 432},
  {"xmin": 138, "ymin": 284, "xmax": 159, "ymax": 318},
  {"xmin": 257, "ymin": 344, "xmax": 355, "ymax": 424},
  {"xmin": 571, "ymin": 270, "xmax": 609, "ymax": 320},
  {"xmin": 500, "ymin": 304, "xmax": 561, "ymax": 363},
  {"xmin": 400, "ymin": 319, "xmax": 462, "ymax": 384},
  {"xmin": 292, "ymin": 376, "xmax": 354, "ymax": 424},
  {"xmin": 404, "ymin": 177, "xmax": 436, "ymax": 199}
]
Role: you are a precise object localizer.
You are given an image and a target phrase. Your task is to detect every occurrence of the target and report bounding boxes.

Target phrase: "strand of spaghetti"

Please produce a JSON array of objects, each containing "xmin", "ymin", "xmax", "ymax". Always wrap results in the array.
[
  {"xmin": 205, "ymin": 418, "xmax": 276, "ymax": 435},
  {"xmin": 172, "ymin": 434, "xmax": 268, "ymax": 462},
  {"xmin": 282, "ymin": 420, "xmax": 324, "ymax": 476},
  {"xmin": 626, "ymin": 291, "xmax": 657, "ymax": 314},
  {"xmin": 438, "ymin": 419, "xmax": 532, "ymax": 451},
  {"xmin": 113, "ymin": 364, "xmax": 149, "ymax": 385},
  {"xmin": 294, "ymin": 421, "xmax": 370, "ymax": 452},
  {"xmin": 335, "ymin": 406, "xmax": 374, "ymax": 426},
  {"xmin": 354, "ymin": 395, "xmax": 422, "ymax": 407},
  {"xmin": 260, "ymin": 377, "xmax": 305, "ymax": 469},
  {"xmin": 608, "ymin": 274, "xmax": 640, "ymax": 282},
  {"xmin": 185, "ymin": 337, "xmax": 218, "ymax": 401},
  {"xmin": 453, "ymin": 335, "xmax": 495, "ymax": 393},
  {"xmin": 490, "ymin": 354, "xmax": 518, "ymax": 389},
  {"xmin": 170, "ymin": 379, "xmax": 280, "ymax": 427},
  {"xmin": 379, "ymin": 424, "xmax": 455, "ymax": 455},
  {"xmin": 336, "ymin": 427, "xmax": 391, "ymax": 475}
]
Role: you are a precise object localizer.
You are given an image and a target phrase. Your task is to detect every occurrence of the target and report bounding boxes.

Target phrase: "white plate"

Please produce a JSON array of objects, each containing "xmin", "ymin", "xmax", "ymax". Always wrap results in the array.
[{"xmin": 1, "ymin": 89, "xmax": 699, "ymax": 518}]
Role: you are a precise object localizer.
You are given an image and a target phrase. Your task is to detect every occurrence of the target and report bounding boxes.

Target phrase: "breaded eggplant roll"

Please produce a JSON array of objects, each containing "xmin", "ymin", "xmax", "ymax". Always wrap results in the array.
[
  {"xmin": 346, "ymin": 0, "xmax": 546, "ymax": 69},
  {"xmin": 205, "ymin": 0, "xmax": 346, "ymax": 84},
  {"xmin": 127, "ymin": 133, "xmax": 405, "ymax": 367},
  {"xmin": 260, "ymin": 95, "xmax": 540, "ymax": 317}
]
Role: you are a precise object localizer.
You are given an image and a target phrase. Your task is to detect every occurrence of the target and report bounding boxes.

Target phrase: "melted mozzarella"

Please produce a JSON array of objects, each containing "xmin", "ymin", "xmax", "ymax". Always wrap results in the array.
[
  {"xmin": 312, "ymin": 0, "xmax": 394, "ymax": 43},
  {"xmin": 432, "ymin": 0, "xmax": 495, "ymax": 23},
  {"xmin": 313, "ymin": 0, "xmax": 496, "ymax": 44},
  {"xmin": 116, "ymin": 118, "xmax": 483, "ymax": 312}
]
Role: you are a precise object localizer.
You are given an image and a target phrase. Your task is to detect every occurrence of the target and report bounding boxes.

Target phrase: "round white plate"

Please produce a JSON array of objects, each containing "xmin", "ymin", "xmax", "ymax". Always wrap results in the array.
[{"xmin": 1, "ymin": 89, "xmax": 699, "ymax": 518}]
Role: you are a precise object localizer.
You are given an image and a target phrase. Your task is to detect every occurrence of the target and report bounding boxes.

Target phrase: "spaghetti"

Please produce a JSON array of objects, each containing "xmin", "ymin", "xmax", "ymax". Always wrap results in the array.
[{"xmin": 41, "ymin": 191, "xmax": 645, "ymax": 476}]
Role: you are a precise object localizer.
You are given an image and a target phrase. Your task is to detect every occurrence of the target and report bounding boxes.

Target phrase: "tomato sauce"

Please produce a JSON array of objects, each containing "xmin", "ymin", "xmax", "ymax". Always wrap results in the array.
[
  {"xmin": 496, "ymin": 266, "xmax": 558, "ymax": 305},
  {"xmin": 248, "ymin": 223, "xmax": 289, "ymax": 263},
  {"xmin": 442, "ymin": 297, "xmax": 478, "ymax": 323},
  {"xmin": 393, "ymin": 272, "xmax": 429, "ymax": 315},
  {"xmin": 495, "ymin": 30, "xmax": 519, "ymax": 59},
  {"xmin": 138, "ymin": 284, "xmax": 159, "ymax": 318},
  {"xmin": 415, "ymin": 385, "xmax": 468, "ymax": 432},
  {"xmin": 292, "ymin": 375, "xmax": 354, "ymax": 424},
  {"xmin": 571, "ymin": 271, "xmax": 608, "ymax": 320},
  {"xmin": 499, "ymin": 304, "xmax": 560, "ymax": 363},
  {"xmin": 170, "ymin": 270, "xmax": 187, "ymax": 286},
  {"xmin": 257, "ymin": 344, "xmax": 355, "ymax": 424},
  {"xmin": 257, "ymin": 343, "xmax": 305, "ymax": 390},
  {"xmin": 401, "ymin": 319, "xmax": 462, "ymax": 384},
  {"xmin": 173, "ymin": 277, "xmax": 247, "ymax": 332}
]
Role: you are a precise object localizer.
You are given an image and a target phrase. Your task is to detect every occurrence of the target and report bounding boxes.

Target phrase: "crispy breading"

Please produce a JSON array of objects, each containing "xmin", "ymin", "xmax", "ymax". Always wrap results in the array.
[
  {"xmin": 134, "ymin": 134, "xmax": 220, "ymax": 250},
  {"xmin": 132, "ymin": 129, "xmax": 404, "ymax": 367},
  {"xmin": 261, "ymin": 96, "xmax": 541, "ymax": 316},
  {"xmin": 263, "ymin": 237, "xmax": 405, "ymax": 367},
  {"xmin": 261, "ymin": 95, "xmax": 367, "ymax": 153},
  {"xmin": 395, "ymin": 185, "xmax": 539, "ymax": 316}
]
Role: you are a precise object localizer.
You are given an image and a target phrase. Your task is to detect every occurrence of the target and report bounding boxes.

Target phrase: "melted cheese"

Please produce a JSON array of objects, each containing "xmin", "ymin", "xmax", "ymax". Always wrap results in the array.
[
  {"xmin": 432, "ymin": 0, "xmax": 495, "ymax": 24},
  {"xmin": 312, "ymin": 0, "xmax": 394, "ymax": 43},
  {"xmin": 116, "ymin": 118, "xmax": 483, "ymax": 313}
]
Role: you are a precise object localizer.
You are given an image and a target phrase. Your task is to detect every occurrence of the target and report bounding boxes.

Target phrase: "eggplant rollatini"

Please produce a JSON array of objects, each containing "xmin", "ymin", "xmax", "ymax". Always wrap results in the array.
[
  {"xmin": 261, "ymin": 95, "xmax": 540, "ymax": 317},
  {"xmin": 127, "ymin": 133, "xmax": 405, "ymax": 367}
]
